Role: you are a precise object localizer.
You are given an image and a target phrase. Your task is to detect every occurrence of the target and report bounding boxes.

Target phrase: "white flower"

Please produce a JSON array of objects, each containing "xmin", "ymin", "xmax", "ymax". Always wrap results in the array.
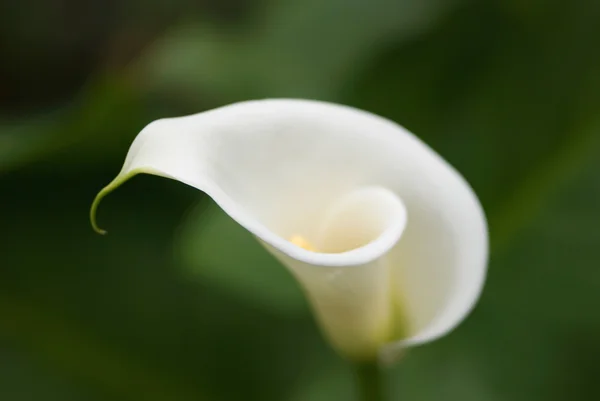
[{"xmin": 91, "ymin": 99, "xmax": 488, "ymax": 363}]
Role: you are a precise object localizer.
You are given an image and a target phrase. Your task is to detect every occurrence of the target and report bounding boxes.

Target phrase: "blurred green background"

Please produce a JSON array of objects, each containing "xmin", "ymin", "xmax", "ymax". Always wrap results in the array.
[{"xmin": 2, "ymin": 0, "xmax": 600, "ymax": 400}]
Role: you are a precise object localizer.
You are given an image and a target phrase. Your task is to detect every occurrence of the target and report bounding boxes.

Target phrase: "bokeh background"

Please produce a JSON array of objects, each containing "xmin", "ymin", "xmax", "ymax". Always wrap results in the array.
[{"xmin": 2, "ymin": 0, "xmax": 600, "ymax": 400}]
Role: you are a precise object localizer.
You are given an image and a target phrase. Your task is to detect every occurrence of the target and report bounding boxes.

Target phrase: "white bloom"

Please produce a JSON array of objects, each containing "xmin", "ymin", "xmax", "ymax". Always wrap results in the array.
[{"xmin": 91, "ymin": 99, "xmax": 488, "ymax": 363}]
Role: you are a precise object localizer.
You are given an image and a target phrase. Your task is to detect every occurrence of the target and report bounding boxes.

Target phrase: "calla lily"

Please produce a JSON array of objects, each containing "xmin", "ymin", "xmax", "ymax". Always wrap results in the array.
[{"xmin": 91, "ymin": 99, "xmax": 487, "ymax": 363}]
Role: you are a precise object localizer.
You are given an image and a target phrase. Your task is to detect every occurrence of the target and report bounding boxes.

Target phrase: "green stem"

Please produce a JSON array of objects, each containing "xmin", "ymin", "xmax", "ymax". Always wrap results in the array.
[{"xmin": 353, "ymin": 362, "xmax": 385, "ymax": 401}]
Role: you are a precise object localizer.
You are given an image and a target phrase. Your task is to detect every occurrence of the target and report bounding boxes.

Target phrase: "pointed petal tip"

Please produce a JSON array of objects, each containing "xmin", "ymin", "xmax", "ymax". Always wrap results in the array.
[
  {"xmin": 89, "ymin": 171, "xmax": 141, "ymax": 236},
  {"xmin": 90, "ymin": 192, "xmax": 108, "ymax": 235},
  {"xmin": 94, "ymin": 227, "xmax": 108, "ymax": 236}
]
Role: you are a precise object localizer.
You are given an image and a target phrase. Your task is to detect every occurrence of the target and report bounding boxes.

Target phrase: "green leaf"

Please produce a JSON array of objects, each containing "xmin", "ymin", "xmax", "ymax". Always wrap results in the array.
[
  {"xmin": 0, "ymin": 293, "xmax": 208, "ymax": 401},
  {"xmin": 0, "ymin": 77, "xmax": 143, "ymax": 173},
  {"xmin": 0, "ymin": 111, "xmax": 67, "ymax": 172},
  {"xmin": 141, "ymin": 0, "xmax": 461, "ymax": 101},
  {"xmin": 0, "ymin": 349, "xmax": 110, "ymax": 401}
]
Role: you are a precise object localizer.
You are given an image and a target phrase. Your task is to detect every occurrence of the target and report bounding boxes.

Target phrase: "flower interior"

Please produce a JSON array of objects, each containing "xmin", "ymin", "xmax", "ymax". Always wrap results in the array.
[{"xmin": 286, "ymin": 187, "xmax": 407, "ymax": 256}]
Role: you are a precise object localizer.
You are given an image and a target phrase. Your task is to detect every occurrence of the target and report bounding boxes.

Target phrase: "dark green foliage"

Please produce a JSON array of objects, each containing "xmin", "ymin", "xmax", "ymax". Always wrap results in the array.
[{"xmin": 1, "ymin": 0, "xmax": 599, "ymax": 400}]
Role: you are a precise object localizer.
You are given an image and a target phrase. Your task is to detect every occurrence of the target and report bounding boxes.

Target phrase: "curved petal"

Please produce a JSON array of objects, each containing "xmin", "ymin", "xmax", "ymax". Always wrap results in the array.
[
  {"xmin": 260, "ymin": 186, "xmax": 408, "ymax": 360},
  {"xmin": 91, "ymin": 99, "xmax": 488, "ymax": 361}
]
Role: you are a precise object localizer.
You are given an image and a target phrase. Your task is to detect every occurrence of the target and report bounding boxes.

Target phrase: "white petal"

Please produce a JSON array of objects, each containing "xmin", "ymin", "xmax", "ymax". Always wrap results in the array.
[
  {"xmin": 91, "ymin": 99, "xmax": 488, "ymax": 361},
  {"xmin": 261, "ymin": 186, "xmax": 408, "ymax": 359}
]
